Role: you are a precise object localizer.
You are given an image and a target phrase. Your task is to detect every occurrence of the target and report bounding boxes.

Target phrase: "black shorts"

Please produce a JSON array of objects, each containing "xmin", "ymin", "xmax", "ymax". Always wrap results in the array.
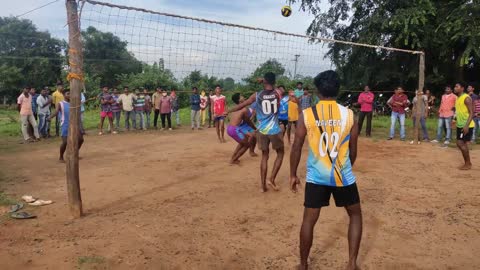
[
  {"xmin": 457, "ymin": 127, "xmax": 473, "ymax": 142},
  {"xmin": 304, "ymin": 182, "xmax": 360, "ymax": 208},
  {"xmin": 279, "ymin": 119, "xmax": 289, "ymax": 128}
]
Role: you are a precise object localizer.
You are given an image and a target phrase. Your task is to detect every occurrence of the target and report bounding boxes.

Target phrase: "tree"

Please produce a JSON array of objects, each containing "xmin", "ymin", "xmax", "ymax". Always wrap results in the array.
[
  {"xmin": 244, "ymin": 59, "xmax": 286, "ymax": 89},
  {"xmin": 292, "ymin": 0, "xmax": 479, "ymax": 93},
  {"xmin": 82, "ymin": 26, "xmax": 142, "ymax": 88},
  {"xmin": 0, "ymin": 17, "xmax": 64, "ymax": 101},
  {"xmin": 221, "ymin": 77, "xmax": 235, "ymax": 91}
]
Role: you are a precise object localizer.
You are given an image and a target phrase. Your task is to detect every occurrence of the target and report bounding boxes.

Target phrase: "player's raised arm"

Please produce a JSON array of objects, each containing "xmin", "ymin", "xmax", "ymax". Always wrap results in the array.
[
  {"xmin": 289, "ymin": 113, "xmax": 306, "ymax": 193},
  {"xmin": 228, "ymin": 93, "xmax": 255, "ymax": 114},
  {"xmin": 349, "ymin": 118, "xmax": 359, "ymax": 166}
]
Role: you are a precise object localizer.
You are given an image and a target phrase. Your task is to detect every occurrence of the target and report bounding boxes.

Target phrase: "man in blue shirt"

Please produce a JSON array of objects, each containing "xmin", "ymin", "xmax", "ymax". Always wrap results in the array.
[{"xmin": 190, "ymin": 87, "xmax": 201, "ymax": 130}]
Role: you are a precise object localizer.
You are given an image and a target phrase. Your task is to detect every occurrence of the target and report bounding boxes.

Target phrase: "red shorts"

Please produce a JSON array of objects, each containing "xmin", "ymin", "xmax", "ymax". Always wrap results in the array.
[{"xmin": 100, "ymin": 111, "xmax": 113, "ymax": 118}]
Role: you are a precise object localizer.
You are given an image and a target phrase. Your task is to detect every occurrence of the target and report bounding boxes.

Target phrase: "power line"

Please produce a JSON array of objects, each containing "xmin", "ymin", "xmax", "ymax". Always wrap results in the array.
[{"xmin": 15, "ymin": 0, "xmax": 60, "ymax": 18}]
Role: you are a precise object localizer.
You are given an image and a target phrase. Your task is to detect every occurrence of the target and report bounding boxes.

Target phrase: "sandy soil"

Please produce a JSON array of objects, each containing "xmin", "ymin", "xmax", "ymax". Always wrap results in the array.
[{"xmin": 0, "ymin": 128, "xmax": 479, "ymax": 270}]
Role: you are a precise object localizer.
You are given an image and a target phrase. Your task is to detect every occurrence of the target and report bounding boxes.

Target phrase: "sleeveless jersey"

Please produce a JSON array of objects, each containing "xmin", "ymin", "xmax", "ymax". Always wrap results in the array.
[
  {"xmin": 255, "ymin": 89, "xmax": 281, "ymax": 135},
  {"xmin": 60, "ymin": 101, "xmax": 70, "ymax": 127},
  {"xmin": 303, "ymin": 101, "xmax": 356, "ymax": 187},
  {"xmin": 455, "ymin": 93, "xmax": 475, "ymax": 128}
]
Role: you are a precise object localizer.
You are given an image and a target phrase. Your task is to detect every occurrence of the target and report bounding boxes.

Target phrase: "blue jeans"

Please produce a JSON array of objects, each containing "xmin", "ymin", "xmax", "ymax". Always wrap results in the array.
[
  {"xmin": 390, "ymin": 112, "xmax": 406, "ymax": 139},
  {"xmin": 124, "ymin": 110, "xmax": 135, "ymax": 130},
  {"xmin": 172, "ymin": 110, "xmax": 180, "ymax": 126},
  {"xmin": 472, "ymin": 117, "xmax": 480, "ymax": 141},
  {"xmin": 135, "ymin": 110, "xmax": 145, "ymax": 130},
  {"xmin": 412, "ymin": 116, "xmax": 429, "ymax": 140},
  {"xmin": 436, "ymin": 117, "xmax": 452, "ymax": 141},
  {"xmin": 38, "ymin": 113, "xmax": 50, "ymax": 137},
  {"xmin": 144, "ymin": 110, "xmax": 151, "ymax": 129},
  {"xmin": 113, "ymin": 111, "xmax": 121, "ymax": 130}
]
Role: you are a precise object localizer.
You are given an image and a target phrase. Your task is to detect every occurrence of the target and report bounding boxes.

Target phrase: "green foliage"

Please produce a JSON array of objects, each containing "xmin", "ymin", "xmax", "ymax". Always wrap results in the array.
[
  {"xmin": 116, "ymin": 62, "xmax": 178, "ymax": 90},
  {"xmin": 292, "ymin": 0, "xmax": 479, "ymax": 94},
  {"xmin": 0, "ymin": 17, "xmax": 64, "ymax": 101},
  {"xmin": 82, "ymin": 26, "xmax": 142, "ymax": 87},
  {"xmin": 243, "ymin": 59, "xmax": 286, "ymax": 88}
]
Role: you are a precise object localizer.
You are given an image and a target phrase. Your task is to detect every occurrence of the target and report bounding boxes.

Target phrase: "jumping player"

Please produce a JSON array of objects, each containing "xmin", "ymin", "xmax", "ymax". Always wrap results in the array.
[
  {"xmin": 290, "ymin": 70, "xmax": 362, "ymax": 270},
  {"xmin": 49, "ymin": 91, "xmax": 84, "ymax": 162},
  {"xmin": 228, "ymin": 72, "xmax": 284, "ymax": 192},
  {"xmin": 211, "ymin": 85, "xmax": 227, "ymax": 143},
  {"xmin": 226, "ymin": 93, "xmax": 257, "ymax": 164},
  {"xmin": 454, "ymin": 82, "xmax": 475, "ymax": 170}
]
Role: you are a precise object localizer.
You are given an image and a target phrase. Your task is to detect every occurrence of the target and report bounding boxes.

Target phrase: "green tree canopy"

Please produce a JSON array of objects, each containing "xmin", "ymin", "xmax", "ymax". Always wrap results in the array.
[
  {"xmin": 244, "ymin": 59, "xmax": 286, "ymax": 89},
  {"xmin": 82, "ymin": 26, "xmax": 142, "ymax": 88},
  {"xmin": 0, "ymin": 17, "xmax": 64, "ymax": 101}
]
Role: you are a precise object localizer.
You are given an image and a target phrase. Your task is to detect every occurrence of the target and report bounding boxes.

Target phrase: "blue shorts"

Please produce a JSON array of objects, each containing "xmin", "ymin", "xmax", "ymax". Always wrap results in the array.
[
  {"xmin": 61, "ymin": 125, "xmax": 68, "ymax": 137},
  {"xmin": 227, "ymin": 124, "xmax": 254, "ymax": 143},
  {"xmin": 215, "ymin": 116, "xmax": 225, "ymax": 122}
]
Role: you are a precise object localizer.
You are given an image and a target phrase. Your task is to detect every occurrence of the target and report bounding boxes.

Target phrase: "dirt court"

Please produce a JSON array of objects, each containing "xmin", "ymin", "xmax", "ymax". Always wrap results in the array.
[{"xmin": 0, "ymin": 128, "xmax": 479, "ymax": 270}]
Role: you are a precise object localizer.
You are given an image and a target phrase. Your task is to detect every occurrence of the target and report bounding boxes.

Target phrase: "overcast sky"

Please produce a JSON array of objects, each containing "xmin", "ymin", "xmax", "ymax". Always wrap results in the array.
[{"xmin": 1, "ymin": 0, "xmax": 333, "ymax": 80}]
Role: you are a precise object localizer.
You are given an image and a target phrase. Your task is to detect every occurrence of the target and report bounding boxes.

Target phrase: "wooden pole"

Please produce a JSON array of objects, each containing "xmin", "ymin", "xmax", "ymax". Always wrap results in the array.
[
  {"xmin": 65, "ymin": 0, "xmax": 83, "ymax": 218},
  {"xmin": 413, "ymin": 52, "xmax": 425, "ymax": 144}
]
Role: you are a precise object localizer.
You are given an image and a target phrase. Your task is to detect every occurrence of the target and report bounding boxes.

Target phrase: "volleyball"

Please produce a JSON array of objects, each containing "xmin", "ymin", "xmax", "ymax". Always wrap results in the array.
[{"xmin": 281, "ymin": 6, "xmax": 292, "ymax": 17}]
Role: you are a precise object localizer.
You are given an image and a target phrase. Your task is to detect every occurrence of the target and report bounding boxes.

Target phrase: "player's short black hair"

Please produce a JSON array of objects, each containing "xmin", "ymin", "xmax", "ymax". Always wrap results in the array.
[
  {"xmin": 278, "ymin": 85, "xmax": 285, "ymax": 90},
  {"xmin": 232, "ymin": 93, "xmax": 241, "ymax": 104},
  {"xmin": 313, "ymin": 70, "xmax": 340, "ymax": 98},
  {"xmin": 192, "ymin": 87, "xmax": 198, "ymax": 90},
  {"xmin": 215, "ymin": 84, "xmax": 221, "ymax": 89},
  {"xmin": 467, "ymin": 82, "xmax": 475, "ymax": 88},
  {"xmin": 264, "ymin": 72, "xmax": 276, "ymax": 85},
  {"xmin": 456, "ymin": 82, "xmax": 467, "ymax": 89},
  {"xmin": 297, "ymin": 82, "xmax": 303, "ymax": 86},
  {"xmin": 56, "ymin": 81, "xmax": 63, "ymax": 86}
]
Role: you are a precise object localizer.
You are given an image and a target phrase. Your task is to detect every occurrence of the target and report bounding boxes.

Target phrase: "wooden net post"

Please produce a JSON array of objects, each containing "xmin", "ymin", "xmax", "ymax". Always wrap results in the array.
[
  {"xmin": 65, "ymin": 0, "xmax": 83, "ymax": 218},
  {"xmin": 413, "ymin": 52, "xmax": 425, "ymax": 144}
]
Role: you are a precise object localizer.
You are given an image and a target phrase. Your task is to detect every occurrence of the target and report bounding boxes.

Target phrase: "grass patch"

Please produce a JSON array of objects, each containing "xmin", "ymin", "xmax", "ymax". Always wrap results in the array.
[
  {"xmin": 77, "ymin": 256, "xmax": 106, "ymax": 269},
  {"xmin": 0, "ymin": 192, "xmax": 16, "ymax": 206}
]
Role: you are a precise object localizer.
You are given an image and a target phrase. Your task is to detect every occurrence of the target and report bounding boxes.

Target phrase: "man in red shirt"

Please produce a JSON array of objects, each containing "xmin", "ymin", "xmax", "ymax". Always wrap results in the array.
[
  {"xmin": 468, "ymin": 84, "xmax": 480, "ymax": 143},
  {"xmin": 357, "ymin": 85, "xmax": 374, "ymax": 137},
  {"xmin": 387, "ymin": 87, "xmax": 410, "ymax": 141}
]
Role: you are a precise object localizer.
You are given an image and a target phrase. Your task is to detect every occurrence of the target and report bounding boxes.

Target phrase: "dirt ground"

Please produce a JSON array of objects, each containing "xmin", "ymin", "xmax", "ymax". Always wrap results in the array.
[{"xmin": 0, "ymin": 128, "xmax": 479, "ymax": 270}]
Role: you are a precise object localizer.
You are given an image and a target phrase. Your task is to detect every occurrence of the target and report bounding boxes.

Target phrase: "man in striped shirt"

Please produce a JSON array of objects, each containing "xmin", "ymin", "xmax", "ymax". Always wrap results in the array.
[{"xmin": 134, "ymin": 89, "xmax": 146, "ymax": 130}]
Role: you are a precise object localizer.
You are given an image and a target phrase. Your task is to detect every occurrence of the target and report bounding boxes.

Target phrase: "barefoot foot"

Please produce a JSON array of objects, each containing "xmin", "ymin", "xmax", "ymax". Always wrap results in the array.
[
  {"xmin": 459, "ymin": 164, "xmax": 472, "ymax": 170},
  {"xmin": 249, "ymin": 152, "xmax": 258, "ymax": 157},
  {"xmin": 267, "ymin": 180, "xmax": 279, "ymax": 191},
  {"xmin": 230, "ymin": 160, "xmax": 240, "ymax": 165}
]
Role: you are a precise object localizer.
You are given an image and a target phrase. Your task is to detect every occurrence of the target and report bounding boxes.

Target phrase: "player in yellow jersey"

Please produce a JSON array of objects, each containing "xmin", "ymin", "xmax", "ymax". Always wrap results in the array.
[
  {"xmin": 454, "ymin": 82, "xmax": 475, "ymax": 170},
  {"xmin": 290, "ymin": 70, "xmax": 361, "ymax": 270}
]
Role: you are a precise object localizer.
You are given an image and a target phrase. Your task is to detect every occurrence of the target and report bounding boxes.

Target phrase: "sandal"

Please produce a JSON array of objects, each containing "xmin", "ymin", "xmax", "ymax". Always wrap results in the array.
[
  {"xmin": 29, "ymin": 200, "xmax": 53, "ymax": 206},
  {"xmin": 9, "ymin": 203, "xmax": 24, "ymax": 213},
  {"xmin": 10, "ymin": 212, "xmax": 37, "ymax": 219},
  {"xmin": 21, "ymin": 195, "xmax": 36, "ymax": 203}
]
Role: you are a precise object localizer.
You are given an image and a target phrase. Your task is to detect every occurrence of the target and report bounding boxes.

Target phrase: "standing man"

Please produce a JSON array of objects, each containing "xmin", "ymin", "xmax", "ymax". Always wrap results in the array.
[
  {"xmin": 432, "ymin": 86, "xmax": 456, "ymax": 145},
  {"xmin": 190, "ymin": 87, "xmax": 201, "ymax": 130},
  {"xmin": 133, "ymin": 89, "xmax": 146, "ymax": 130},
  {"xmin": 228, "ymin": 72, "xmax": 284, "ymax": 192},
  {"xmin": 152, "ymin": 87, "xmax": 162, "ymax": 129},
  {"xmin": 118, "ymin": 87, "xmax": 136, "ymax": 131},
  {"xmin": 467, "ymin": 84, "xmax": 480, "ymax": 143},
  {"xmin": 30, "ymin": 88, "xmax": 39, "ymax": 120},
  {"xmin": 211, "ymin": 85, "xmax": 227, "ymax": 142},
  {"xmin": 98, "ymin": 86, "xmax": 116, "ymax": 135},
  {"xmin": 159, "ymin": 90, "xmax": 173, "ymax": 130},
  {"xmin": 454, "ymin": 82, "xmax": 475, "ymax": 170},
  {"xmin": 387, "ymin": 87, "xmax": 410, "ymax": 141},
  {"xmin": 36, "ymin": 88, "xmax": 52, "ymax": 138},
  {"xmin": 207, "ymin": 90, "xmax": 214, "ymax": 128},
  {"xmin": 200, "ymin": 90, "xmax": 208, "ymax": 127},
  {"xmin": 144, "ymin": 88, "xmax": 152, "ymax": 129},
  {"xmin": 357, "ymin": 85, "xmax": 374, "ymax": 137},
  {"xmin": 299, "ymin": 88, "xmax": 313, "ymax": 110},
  {"xmin": 410, "ymin": 90, "xmax": 430, "ymax": 144},
  {"xmin": 278, "ymin": 85, "xmax": 289, "ymax": 138},
  {"xmin": 290, "ymin": 70, "xmax": 361, "ymax": 270},
  {"xmin": 17, "ymin": 87, "xmax": 40, "ymax": 142},
  {"xmin": 49, "ymin": 91, "xmax": 84, "ymax": 162},
  {"xmin": 294, "ymin": 82, "xmax": 304, "ymax": 98},
  {"xmin": 111, "ymin": 89, "xmax": 122, "ymax": 131},
  {"xmin": 171, "ymin": 90, "xmax": 181, "ymax": 127},
  {"xmin": 52, "ymin": 82, "xmax": 65, "ymax": 136},
  {"xmin": 287, "ymin": 89, "xmax": 299, "ymax": 145}
]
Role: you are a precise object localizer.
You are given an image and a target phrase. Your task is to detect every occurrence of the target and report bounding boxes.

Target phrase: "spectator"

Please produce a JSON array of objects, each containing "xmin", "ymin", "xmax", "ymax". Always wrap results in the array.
[
  {"xmin": 467, "ymin": 84, "xmax": 480, "ymax": 143},
  {"xmin": 425, "ymin": 89, "xmax": 436, "ymax": 116},
  {"xmin": 432, "ymin": 86, "xmax": 456, "ymax": 145},
  {"xmin": 287, "ymin": 89, "xmax": 299, "ymax": 144},
  {"xmin": 387, "ymin": 87, "xmax": 410, "ymax": 141},
  {"xmin": 111, "ymin": 89, "xmax": 122, "ymax": 131},
  {"xmin": 144, "ymin": 89, "xmax": 152, "ymax": 129},
  {"xmin": 30, "ymin": 88, "xmax": 39, "ymax": 120},
  {"xmin": 133, "ymin": 89, "xmax": 146, "ymax": 130},
  {"xmin": 159, "ymin": 90, "xmax": 173, "ymax": 130},
  {"xmin": 98, "ymin": 86, "xmax": 116, "ymax": 135},
  {"xmin": 80, "ymin": 91, "xmax": 86, "ymax": 134},
  {"xmin": 294, "ymin": 82, "xmax": 304, "ymax": 98},
  {"xmin": 171, "ymin": 90, "xmax": 181, "ymax": 127},
  {"xmin": 52, "ymin": 82, "xmax": 65, "ymax": 136},
  {"xmin": 36, "ymin": 88, "xmax": 52, "ymax": 138},
  {"xmin": 200, "ymin": 90, "xmax": 208, "ymax": 127},
  {"xmin": 117, "ymin": 87, "xmax": 136, "ymax": 131},
  {"xmin": 299, "ymin": 88, "xmax": 313, "ymax": 110},
  {"xmin": 208, "ymin": 90, "xmax": 214, "ymax": 128},
  {"xmin": 152, "ymin": 87, "xmax": 162, "ymax": 129},
  {"xmin": 410, "ymin": 90, "xmax": 430, "ymax": 144},
  {"xmin": 357, "ymin": 85, "xmax": 374, "ymax": 137},
  {"xmin": 17, "ymin": 87, "xmax": 40, "ymax": 142},
  {"xmin": 190, "ymin": 87, "xmax": 201, "ymax": 130}
]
